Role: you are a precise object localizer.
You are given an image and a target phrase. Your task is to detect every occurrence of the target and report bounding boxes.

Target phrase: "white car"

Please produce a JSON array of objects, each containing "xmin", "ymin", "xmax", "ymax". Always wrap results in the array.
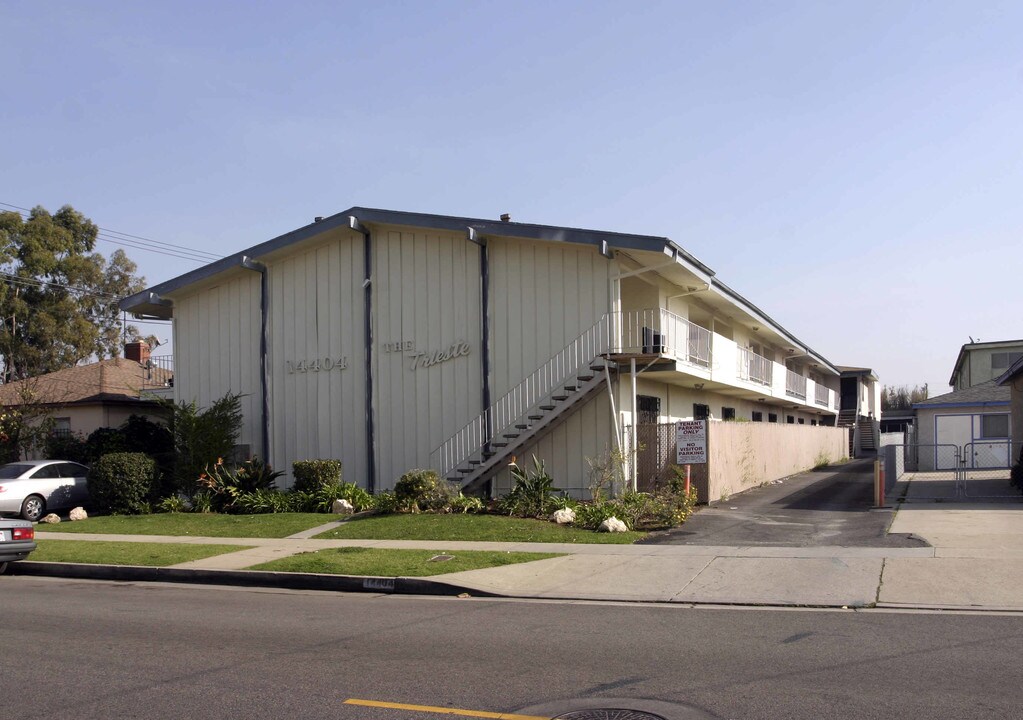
[
  {"xmin": 0, "ymin": 460, "xmax": 90, "ymax": 522},
  {"xmin": 0, "ymin": 517, "xmax": 36, "ymax": 573}
]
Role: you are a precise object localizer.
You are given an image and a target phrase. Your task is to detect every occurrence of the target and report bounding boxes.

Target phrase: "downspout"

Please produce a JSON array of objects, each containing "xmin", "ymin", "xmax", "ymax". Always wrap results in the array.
[
  {"xmin": 468, "ymin": 227, "xmax": 493, "ymax": 455},
  {"xmin": 240, "ymin": 257, "xmax": 270, "ymax": 464},
  {"xmin": 349, "ymin": 217, "xmax": 376, "ymax": 493}
]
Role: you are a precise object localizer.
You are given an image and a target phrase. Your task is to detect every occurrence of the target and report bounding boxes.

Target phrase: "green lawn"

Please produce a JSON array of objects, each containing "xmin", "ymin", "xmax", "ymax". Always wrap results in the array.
[
  {"xmin": 36, "ymin": 513, "xmax": 331, "ymax": 539},
  {"xmin": 32, "ymin": 539, "xmax": 251, "ymax": 566},
  {"xmin": 252, "ymin": 546, "xmax": 560, "ymax": 576},
  {"xmin": 313, "ymin": 513, "xmax": 646, "ymax": 543}
]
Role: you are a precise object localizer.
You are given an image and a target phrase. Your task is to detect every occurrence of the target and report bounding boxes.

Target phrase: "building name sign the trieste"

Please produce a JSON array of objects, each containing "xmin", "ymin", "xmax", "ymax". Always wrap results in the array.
[{"xmin": 383, "ymin": 339, "xmax": 471, "ymax": 371}]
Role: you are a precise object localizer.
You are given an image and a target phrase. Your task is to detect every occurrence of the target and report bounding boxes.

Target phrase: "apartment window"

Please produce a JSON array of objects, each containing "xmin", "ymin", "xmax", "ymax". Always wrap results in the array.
[
  {"xmin": 722, "ymin": 407, "xmax": 736, "ymax": 421},
  {"xmin": 992, "ymin": 352, "xmax": 1023, "ymax": 370},
  {"xmin": 787, "ymin": 416, "xmax": 795, "ymax": 424},
  {"xmin": 637, "ymin": 395, "xmax": 660, "ymax": 424},
  {"xmin": 980, "ymin": 414, "xmax": 1009, "ymax": 439},
  {"xmin": 811, "ymin": 419, "xmax": 817, "ymax": 426},
  {"xmin": 768, "ymin": 413, "xmax": 778, "ymax": 423},
  {"xmin": 693, "ymin": 403, "xmax": 710, "ymax": 421},
  {"xmin": 798, "ymin": 418, "xmax": 805, "ymax": 425},
  {"xmin": 752, "ymin": 411, "xmax": 763, "ymax": 422}
]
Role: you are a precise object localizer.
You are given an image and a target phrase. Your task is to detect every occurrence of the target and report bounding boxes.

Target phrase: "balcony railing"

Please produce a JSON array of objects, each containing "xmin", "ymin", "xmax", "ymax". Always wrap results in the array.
[
  {"xmin": 814, "ymin": 382, "xmax": 830, "ymax": 407},
  {"xmin": 737, "ymin": 347, "xmax": 773, "ymax": 386},
  {"xmin": 786, "ymin": 368, "xmax": 807, "ymax": 400},
  {"xmin": 142, "ymin": 355, "xmax": 174, "ymax": 389},
  {"xmin": 610, "ymin": 308, "xmax": 711, "ymax": 368}
]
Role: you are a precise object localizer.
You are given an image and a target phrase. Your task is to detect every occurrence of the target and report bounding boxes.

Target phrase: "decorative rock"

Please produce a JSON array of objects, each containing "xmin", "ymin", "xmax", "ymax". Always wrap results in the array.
[
  {"xmin": 331, "ymin": 499, "xmax": 354, "ymax": 515},
  {"xmin": 69, "ymin": 507, "xmax": 88, "ymax": 521},
  {"xmin": 40, "ymin": 513, "xmax": 61, "ymax": 524},
  {"xmin": 597, "ymin": 516, "xmax": 628, "ymax": 533},
  {"xmin": 550, "ymin": 508, "xmax": 576, "ymax": 524}
]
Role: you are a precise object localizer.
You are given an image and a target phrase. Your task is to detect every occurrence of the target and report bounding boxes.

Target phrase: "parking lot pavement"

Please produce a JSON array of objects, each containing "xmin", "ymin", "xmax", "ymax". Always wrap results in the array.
[{"xmin": 641, "ymin": 459, "xmax": 929, "ymax": 548}]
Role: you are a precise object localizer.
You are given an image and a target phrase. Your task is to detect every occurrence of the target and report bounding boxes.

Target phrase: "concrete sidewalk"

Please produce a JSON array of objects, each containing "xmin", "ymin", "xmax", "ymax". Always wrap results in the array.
[{"xmin": 24, "ymin": 499, "xmax": 1023, "ymax": 611}]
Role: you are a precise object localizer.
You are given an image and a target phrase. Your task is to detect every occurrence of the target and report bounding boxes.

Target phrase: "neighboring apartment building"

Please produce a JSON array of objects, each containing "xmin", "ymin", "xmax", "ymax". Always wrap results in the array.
[
  {"xmin": 949, "ymin": 339, "xmax": 1023, "ymax": 391},
  {"xmin": 120, "ymin": 207, "xmax": 847, "ymax": 500}
]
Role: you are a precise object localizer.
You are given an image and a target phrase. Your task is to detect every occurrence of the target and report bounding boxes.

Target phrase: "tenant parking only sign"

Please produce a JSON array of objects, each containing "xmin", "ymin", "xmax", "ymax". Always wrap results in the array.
[{"xmin": 675, "ymin": 420, "xmax": 707, "ymax": 464}]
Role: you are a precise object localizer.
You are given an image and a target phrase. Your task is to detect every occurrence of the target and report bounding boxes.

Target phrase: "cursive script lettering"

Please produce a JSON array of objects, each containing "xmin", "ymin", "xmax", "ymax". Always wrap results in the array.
[{"xmin": 408, "ymin": 342, "xmax": 471, "ymax": 371}]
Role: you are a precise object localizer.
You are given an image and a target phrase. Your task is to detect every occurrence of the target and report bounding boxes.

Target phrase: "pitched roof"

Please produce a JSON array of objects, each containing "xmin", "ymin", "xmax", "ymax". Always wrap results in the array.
[
  {"xmin": 948, "ymin": 338, "xmax": 1023, "ymax": 387},
  {"xmin": 120, "ymin": 205, "xmax": 841, "ymax": 375},
  {"xmin": 0, "ymin": 358, "xmax": 172, "ymax": 407},
  {"xmin": 913, "ymin": 380, "xmax": 1009, "ymax": 409}
]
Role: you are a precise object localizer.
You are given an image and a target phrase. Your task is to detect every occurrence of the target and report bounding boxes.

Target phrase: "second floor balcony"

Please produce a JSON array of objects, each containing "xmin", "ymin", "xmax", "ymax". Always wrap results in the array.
[{"xmin": 607, "ymin": 308, "xmax": 839, "ymax": 413}]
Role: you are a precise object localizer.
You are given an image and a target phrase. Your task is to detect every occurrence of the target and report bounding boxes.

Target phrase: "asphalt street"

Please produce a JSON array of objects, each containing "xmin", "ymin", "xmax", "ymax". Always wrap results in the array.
[
  {"xmin": 644, "ymin": 459, "xmax": 927, "ymax": 547},
  {"xmin": 3, "ymin": 576, "xmax": 1021, "ymax": 720}
]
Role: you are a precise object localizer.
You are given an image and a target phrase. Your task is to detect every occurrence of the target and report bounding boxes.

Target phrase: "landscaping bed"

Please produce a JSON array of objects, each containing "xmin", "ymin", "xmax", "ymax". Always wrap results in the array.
[{"xmin": 313, "ymin": 513, "xmax": 646, "ymax": 544}]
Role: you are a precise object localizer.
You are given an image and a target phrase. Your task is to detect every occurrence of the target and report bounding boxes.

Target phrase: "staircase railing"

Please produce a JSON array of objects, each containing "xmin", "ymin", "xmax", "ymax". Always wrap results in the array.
[{"xmin": 432, "ymin": 315, "xmax": 613, "ymax": 476}]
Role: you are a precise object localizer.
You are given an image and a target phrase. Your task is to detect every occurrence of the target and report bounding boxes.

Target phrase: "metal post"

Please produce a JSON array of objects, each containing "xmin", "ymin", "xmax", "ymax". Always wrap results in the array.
[{"xmin": 630, "ymin": 357, "xmax": 637, "ymax": 492}]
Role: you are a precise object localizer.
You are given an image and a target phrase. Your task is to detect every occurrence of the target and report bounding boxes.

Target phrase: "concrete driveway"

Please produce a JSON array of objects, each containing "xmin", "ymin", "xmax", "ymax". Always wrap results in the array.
[{"xmin": 643, "ymin": 458, "xmax": 928, "ymax": 547}]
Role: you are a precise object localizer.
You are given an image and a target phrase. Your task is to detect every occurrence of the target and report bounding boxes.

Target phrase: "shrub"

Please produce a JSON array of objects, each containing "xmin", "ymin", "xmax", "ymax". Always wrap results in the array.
[
  {"xmin": 1011, "ymin": 458, "xmax": 1023, "ymax": 495},
  {"xmin": 448, "ymin": 494, "xmax": 485, "ymax": 514},
  {"xmin": 394, "ymin": 469, "xmax": 440, "ymax": 511},
  {"xmin": 234, "ymin": 489, "xmax": 299, "ymax": 514},
  {"xmin": 85, "ymin": 427, "xmax": 129, "ymax": 461},
  {"xmin": 372, "ymin": 491, "xmax": 399, "ymax": 514},
  {"xmin": 574, "ymin": 500, "xmax": 621, "ymax": 530},
  {"xmin": 498, "ymin": 456, "xmax": 562, "ymax": 518},
  {"xmin": 155, "ymin": 495, "xmax": 189, "ymax": 513},
  {"xmin": 44, "ymin": 431, "xmax": 89, "ymax": 464},
  {"xmin": 88, "ymin": 453, "xmax": 157, "ymax": 515},
  {"xmin": 292, "ymin": 459, "xmax": 343, "ymax": 492},
  {"xmin": 234, "ymin": 458, "xmax": 284, "ymax": 493},
  {"xmin": 191, "ymin": 491, "xmax": 214, "ymax": 514},
  {"xmin": 165, "ymin": 393, "xmax": 244, "ymax": 495},
  {"xmin": 295, "ymin": 481, "xmax": 374, "ymax": 513}
]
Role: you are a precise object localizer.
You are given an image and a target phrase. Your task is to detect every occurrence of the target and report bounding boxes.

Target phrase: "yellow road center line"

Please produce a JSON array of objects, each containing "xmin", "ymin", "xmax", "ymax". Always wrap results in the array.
[{"xmin": 343, "ymin": 698, "xmax": 550, "ymax": 720}]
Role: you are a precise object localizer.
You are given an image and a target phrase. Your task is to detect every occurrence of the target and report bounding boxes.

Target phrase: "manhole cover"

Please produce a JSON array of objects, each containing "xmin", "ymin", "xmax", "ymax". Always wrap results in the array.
[{"xmin": 554, "ymin": 711, "xmax": 668, "ymax": 720}]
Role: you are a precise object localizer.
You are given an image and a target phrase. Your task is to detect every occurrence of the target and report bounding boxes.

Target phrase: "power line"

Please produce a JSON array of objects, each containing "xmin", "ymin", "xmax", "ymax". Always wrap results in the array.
[
  {"xmin": 0, "ymin": 271, "xmax": 120, "ymax": 299},
  {"xmin": 0, "ymin": 201, "xmax": 223, "ymax": 263}
]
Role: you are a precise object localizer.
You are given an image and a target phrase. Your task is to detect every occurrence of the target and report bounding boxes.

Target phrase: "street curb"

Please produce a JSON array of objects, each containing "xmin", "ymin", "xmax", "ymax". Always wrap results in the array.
[{"xmin": 8, "ymin": 561, "xmax": 496, "ymax": 598}]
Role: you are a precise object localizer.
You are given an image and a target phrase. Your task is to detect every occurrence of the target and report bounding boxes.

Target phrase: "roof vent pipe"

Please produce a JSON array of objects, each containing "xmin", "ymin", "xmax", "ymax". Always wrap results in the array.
[
  {"xmin": 314, "ymin": 216, "xmax": 324, "ymax": 222},
  {"xmin": 500, "ymin": 213, "xmax": 511, "ymax": 222}
]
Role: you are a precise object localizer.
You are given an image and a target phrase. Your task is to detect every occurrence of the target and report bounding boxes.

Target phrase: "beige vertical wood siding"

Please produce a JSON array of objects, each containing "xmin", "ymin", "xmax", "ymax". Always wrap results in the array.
[
  {"xmin": 266, "ymin": 232, "xmax": 366, "ymax": 487},
  {"xmin": 173, "ymin": 271, "xmax": 262, "ymax": 459},
  {"xmin": 371, "ymin": 228, "xmax": 482, "ymax": 490},
  {"xmin": 488, "ymin": 238, "xmax": 613, "ymax": 398},
  {"xmin": 491, "ymin": 389, "xmax": 615, "ymax": 497}
]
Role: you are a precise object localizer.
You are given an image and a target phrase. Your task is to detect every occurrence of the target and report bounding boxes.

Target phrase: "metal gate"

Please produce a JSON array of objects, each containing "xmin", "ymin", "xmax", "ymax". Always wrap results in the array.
[{"xmin": 885, "ymin": 442, "xmax": 1018, "ymax": 501}]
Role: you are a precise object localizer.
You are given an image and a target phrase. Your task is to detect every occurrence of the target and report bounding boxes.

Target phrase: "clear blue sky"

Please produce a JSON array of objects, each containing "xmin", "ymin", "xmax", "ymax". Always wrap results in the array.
[{"xmin": 3, "ymin": 1, "xmax": 1021, "ymax": 395}]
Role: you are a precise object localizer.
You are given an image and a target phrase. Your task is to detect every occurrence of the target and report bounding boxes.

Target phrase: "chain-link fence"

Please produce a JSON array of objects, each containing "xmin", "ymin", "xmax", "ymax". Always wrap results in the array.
[
  {"xmin": 624, "ymin": 423, "xmax": 709, "ymax": 498},
  {"xmin": 884, "ymin": 443, "xmax": 1018, "ymax": 501}
]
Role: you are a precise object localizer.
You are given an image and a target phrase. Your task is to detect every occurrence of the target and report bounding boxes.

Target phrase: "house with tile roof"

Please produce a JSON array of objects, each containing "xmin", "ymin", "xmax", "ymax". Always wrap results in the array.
[{"xmin": 0, "ymin": 341, "xmax": 172, "ymax": 459}]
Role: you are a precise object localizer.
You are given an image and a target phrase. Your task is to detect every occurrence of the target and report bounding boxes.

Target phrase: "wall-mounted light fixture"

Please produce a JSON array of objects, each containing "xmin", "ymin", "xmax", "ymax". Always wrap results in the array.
[{"xmin": 693, "ymin": 383, "xmax": 705, "ymax": 390}]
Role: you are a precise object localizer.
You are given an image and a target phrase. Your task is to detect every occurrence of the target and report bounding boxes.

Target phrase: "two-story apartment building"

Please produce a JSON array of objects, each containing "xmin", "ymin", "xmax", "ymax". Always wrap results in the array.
[{"xmin": 120, "ymin": 208, "xmax": 845, "ymax": 498}]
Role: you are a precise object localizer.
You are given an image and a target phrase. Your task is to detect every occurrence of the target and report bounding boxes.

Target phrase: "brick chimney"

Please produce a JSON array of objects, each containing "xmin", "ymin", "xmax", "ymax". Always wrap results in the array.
[{"xmin": 125, "ymin": 341, "xmax": 151, "ymax": 364}]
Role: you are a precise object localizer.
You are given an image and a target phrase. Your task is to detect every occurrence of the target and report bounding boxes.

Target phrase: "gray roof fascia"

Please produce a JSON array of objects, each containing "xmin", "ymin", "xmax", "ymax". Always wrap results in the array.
[
  {"xmin": 119, "ymin": 211, "xmax": 357, "ymax": 313},
  {"xmin": 120, "ymin": 206, "xmax": 677, "ymax": 314},
  {"xmin": 913, "ymin": 400, "xmax": 1009, "ymax": 410},
  {"xmin": 708, "ymin": 278, "xmax": 840, "ymax": 375}
]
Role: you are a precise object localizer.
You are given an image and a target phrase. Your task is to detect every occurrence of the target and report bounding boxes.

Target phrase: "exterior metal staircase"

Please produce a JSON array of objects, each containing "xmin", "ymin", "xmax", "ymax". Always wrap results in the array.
[{"xmin": 431, "ymin": 316, "xmax": 614, "ymax": 493}]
